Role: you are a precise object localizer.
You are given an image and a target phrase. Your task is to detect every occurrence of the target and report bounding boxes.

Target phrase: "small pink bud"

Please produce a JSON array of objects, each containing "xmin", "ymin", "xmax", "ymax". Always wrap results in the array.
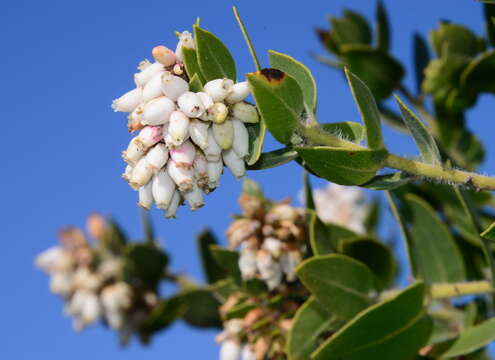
[
  {"xmin": 138, "ymin": 182, "xmax": 153, "ymax": 210},
  {"xmin": 152, "ymin": 46, "xmax": 176, "ymax": 67},
  {"xmin": 204, "ymin": 128, "xmax": 222, "ymax": 161},
  {"xmin": 225, "ymin": 81, "xmax": 250, "ymax": 104},
  {"xmin": 161, "ymin": 71, "xmax": 189, "ymax": 101},
  {"xmin": 112, "ymin": 88, "xmax": 142, "ymax": 112},
  {"xmin": 142, "ymin": 71, "xmax": 165, "ymax": 102},
  {"xmin": 145, "ymin": 143, "xmax": 169, "ymax": 171},
  {"xmin": 222, "ymin": 148, "xmax": 246, "ymax": 179},
  {"xmin": 168, "ymin": 110, "xmax": 190, "ymax": 146},
  {"xmin": 212, "ymin": 120, "xmax": 234, "ymax": 150},
  {"xmin": 232, "ymin": 102, "xmax": 259, "ymax": 123},
  {"xmin": 167, "ymin": 160, "xmax": 194, "ymax": 192},
  {"xmin": 143, "ymin": 96, "xmax": 175, "ymax": 125},
  {"xmin": 203, "ymin": 78, "xmax": 234, "ymax": 102},
  {"xmin": 207, "ymin": 159, "xmax": 223, "ymax": 189},
  {"xmin": 207, "ymin": 102, "xmax": 228, "ymax": 124},
  {"xmin": 134, "ymin": 62, "xmax": 164, "ymax": 87},
  {"xmin": 152, "ymin": 169, "xmax": 176, "ymax": 209},
  {"xmin": 122, "ymin": 137, "xmax": 145, "ymax": 165},
  {"xmin": 177, "ymin": 92, "xmax": 205, "ymax": 118},
  {"xmin": 130, "ymin": 157, "xmax": 153, "ymax": 188},
  {"xmin": 164, "ymin": 190, "xmax": 181, "ymax": 218},
  {"xmin": 182, "ymin": 183, "xmax": 204, "ymax": 211},
  {"xmin": 189, "ymin": 119, "xmax": 209, "ymax": 149},
  {"xmin": 135, "ymin": 126, "xmax": 162, "ymax": 150},
  {"xmin": 170, "ymin": 140, "xmax": 196, "ymax": 168},
  {"xmin": 232, "ymin": 118, "xmax": 249, "ymax": 158}
]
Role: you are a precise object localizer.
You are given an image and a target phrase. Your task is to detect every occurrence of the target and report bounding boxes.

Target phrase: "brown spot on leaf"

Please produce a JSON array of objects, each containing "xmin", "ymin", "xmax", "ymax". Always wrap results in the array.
[{"xmin": 259, "ymin": 68, "xmax": 285, "ymax": 83}]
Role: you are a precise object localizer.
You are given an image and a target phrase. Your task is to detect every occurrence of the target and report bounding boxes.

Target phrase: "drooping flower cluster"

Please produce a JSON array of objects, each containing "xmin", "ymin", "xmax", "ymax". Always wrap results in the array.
[
  {"xmin": 226, "ymin": 190, "xmax": 306, "ymax": 290},
  {"xmin": 312, "ymin": 183, "xmax": 368, "ymax": 234},
  {"xmin": 112, "ymin": 31, "xmax": 259, "ymax": 218},
  {"xmin": 35, "ymin": 214, "xmax": 162, "ymax": 343}
]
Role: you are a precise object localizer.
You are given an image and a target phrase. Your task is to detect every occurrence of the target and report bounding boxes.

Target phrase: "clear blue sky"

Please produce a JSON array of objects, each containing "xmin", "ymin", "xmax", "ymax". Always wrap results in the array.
[{"xmin": 2, "ymin": 0, "xmax": 494, "ymax": 358}]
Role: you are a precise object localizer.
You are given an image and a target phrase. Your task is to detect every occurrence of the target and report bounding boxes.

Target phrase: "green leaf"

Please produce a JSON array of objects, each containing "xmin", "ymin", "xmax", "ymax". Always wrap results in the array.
[
  {"xmin": 308, "ymin": 212, "xmax": 335, "ymax": 256},
  {"xmin": 188, "ymin": 73, "xmax": 203, "ymax": 92},
  {"xmin": 342, "ymin": 45, "xmax": 404, "ymax": 101},
  {"xmin": 182, "ymin": 47, "xmax": 205, "ymax": 84},
  {"xmin": 303, "ymin": 171, "xmax": 316, "ymax": 212},
  {"xmin": 376, "ymin": 1, "xmax": 390, "ymax": 52},
  {"xmin": 341, "ymin": 237, "xmax": 395, "ymax": 291},
  {"xmin": 210, "ymin": 246, "xmax": 242, "ymax": 285},
  {"xmin": 344, "ymin": 68, "xmax": 385, "ymax": 149},
  {"xmin": 232, "ymin": 6, "xmax": 261, "ymax": 71},
  {"xmin": 320, "ymin": 121, "xmax": 365, "ymax": 143},
  {"xmin": 179, "ymin": 287, "xmax": 222, "ymax": 328},
  {"xmin": 122, "ymin": 243, "xmax": 168, "ymax": 289},
  {"xmin": 481, "ymin": 221, "xmax": 495, "ymax": 240},
  {"xmin": 296, "ymin": 146, "xmax": 387, "ymax": 185},
  {"xmin": 429, "ymin": 22, "xmax": 482, "ymax": 58},
  {"xmin": 312, "ymin": 282, "xmax": 432, "ymax": 360},
  {"xmin": 413, "ymin": 33, "xmax": 431, "ymax": 94},
  {"xmin": 460, "ymin": 51, "xmax": 495, "ymax": 94},
  {"xmin": 247, "ymin": 147, "xmax": 297, "ymax": 170},
  {"xmin": 394, "ymin": 96, "xmax": 441, "ymax": 164},
  {"xmin": 197, "ymin": 229, "xmax": 226, "ymax": 284},
  {"xmin": 287, "ymin": 297, "xmax": 339, "ymax": 360},
  {"xmin": 193, "ymin": 25, "xmax": 236, "ymax": 81},
  {"xmin": 269, "ymin": 50, "xmax": 317, "ymax": 111},
  {"xmin": 484, "ymin": 4, "xmax": 495, "ymax": 47},
  {"xmin": 247, "ymin": 69, "xmax": 304, "ymax": 144},
  {"xmin": 330, "ymin": 10, "xmax": 372, "ymax": 46},
  {"xmin": 246, "ymin": 120, "xmax": 266, "ymax": 166},
  {"xmin": 142, "ymin": 296, "xmax": 184, "ymax": 335},
  {"xmin": 407, "ymin": 194, "xmax": 466, "ymax": 283},
  {"xmin": 297, "ymin": 254, "xmax": 374, "ymax": 321},
  {"xmin": 443, "ymin": 318, "xmax": 495, "ymax": 357},
  {"xmin": 362, "ymin": 172, "xmax": 414, "ymax": 190}
]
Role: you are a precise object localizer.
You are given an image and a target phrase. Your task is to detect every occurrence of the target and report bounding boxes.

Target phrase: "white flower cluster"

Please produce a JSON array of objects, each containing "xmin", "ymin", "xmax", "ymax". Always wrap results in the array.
[
  {"xmin": 35, "ymin": 223, "xmax": 158, "ymax": 339},
  {"xmin": 112, "ymin": 31, "xmax": 259, "ymax": 217},
  {"xmin": 217, "ymin": 320, "xmax": 255, "ymax": 360},
  {"xmin": 313, "ymin": 183, "xmax": 369, "ymax": 234},
  {"xmin": 226, "ymin": 194, "xmax": 305, "ymax": 290}
]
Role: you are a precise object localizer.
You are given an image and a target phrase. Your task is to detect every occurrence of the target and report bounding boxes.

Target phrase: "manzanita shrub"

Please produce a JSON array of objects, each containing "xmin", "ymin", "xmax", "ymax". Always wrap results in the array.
[{"xmin": 36, "ymin": 2, "xmax": 495, "ymax": 359}]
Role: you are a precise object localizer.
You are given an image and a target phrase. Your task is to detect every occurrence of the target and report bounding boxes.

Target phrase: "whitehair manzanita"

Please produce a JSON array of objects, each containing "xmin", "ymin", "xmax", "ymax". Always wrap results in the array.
[{"xmin": 112, "ymin": 31, "xmax": 259, "ymax": 218}]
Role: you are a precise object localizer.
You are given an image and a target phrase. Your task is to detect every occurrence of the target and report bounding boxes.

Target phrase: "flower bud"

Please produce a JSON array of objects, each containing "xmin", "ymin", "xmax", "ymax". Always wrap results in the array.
[
  {"xmin": 50, "ymin": 272, "xmax": 73, "ymax": 295},
  {"xmin": 225, "ymin": 81, "xmax": 250, "ymax": 104},
  {"xmin": 171, "ymin": 144, "xmax": 196, "ymax": 172},
  {"xmin": 220, "ymin": 340, "xmax": 242, "ymax": 360},
  {"xmin": 189, "ymin": 119, "xmax": 209, "ymax": 149},
  {"xmin": 164, "ymin": 190, "xmax": 181, "ymax": 218},
  {"xmin": 134, "ymin": 62, "xmax": 164, "ymax": 87},
  {"xmin": 182, "ymin": 183, "xmax": 204, "ymax": 211},
  {"xmin": 146, "ymin": 143, "xmax": 169, "ymax": 171},
  {"xmin": 207, "ymin": 159, "xmax": 223, "ymax": 189},
  {"xmin": 197, "ymin": 92, "xmax": 214, "ymax": 121},
  {"xmin": 135, "ymin": 126, "xmax": 162, "ymax": 150},
  {"xmin": 161, "ymin": 71, "xmax": 189, "ymax": 101},
  {"xmin": 130, "ymin": 157, "xmax": 153, "ymax": 188},
  {"xmin": 152, "ymin": 169, "xmax": 176, "ymax": 209},
  {"xmin": 280, "ymin": 250, "xmax": 302, "ymax": 282},
  {"xmin": 262, "ymin": 237, "xmax": 283, "ymax": 258},
  {"xmin": 35, "ymin": 246, "xmax": 65, "ymax": 272},
  {"xmin": 175, "ymin": 31, "xmax": 195, "ymax": 62},
  {"xmin": 122, "ymin": 137, "xmax": 145, "ymax": 165},
  {"xmin": 142, "ymin": 71, "xmax": 165, "ymax": 102},
  {"xmin": 204, "ymin": 128, "xmax": 222, "ymax": 161},
  {"xmin": 80, "ymin": 292, "xmax": 101, "ymax": 325},
  {"xmin": 112, "ymin": 87, "xmax": 142, "ymax": 112},
  {"xmin": 143, "ymin": 96, "xmax": 175, "ymax": 125},
  {"xmin": 203, "ymin": 78, "xmax": 234, "ymax": 102},
  {"xmin": 152, "ymin": 45, "xmax": 177, "ymax": 66},
  {"xmin": 193, "ymin": 152, "xmax": 208, "ymax": 189},
  {"xmin": 177, "ymin": 91, "xmax": 205, "ymax": 118},
  {"xmin": 232, "ymin": 118, "xmax": 249, "ymax": 158},
  {"xmin": 127, "ymin": 105, "xmax": 145, "ymax": 132},
  {"xmin": 232, "ymin": 102, "xmax": 259, "ymax": 123},
  {"xmin": 222, "ymin": 148, "xmax": 246, "ymax": 179},
  {"xmin": 86, "ymin": 213, "xmax": 107, "ymax": 240},
  {"xmin": 168, "ymin": 110, "xmax": 190, "ymax": 146},
  {"xmin": 213, "ymin": 120, "xmax": 234, "ymax": 149},
  {"xmin": 172, "ymin": 63, "xmax": 184, "ymax": 76},
  {"xmin": 207, "ymin": 102, "xmax": 229, "ymax": 123},
  {"xmin": 239, "ymin": 249, "xmax": 257, "ymax": 279},
  {"xmin": 138, "ymin": 181, "xmax": 153, "ymax": 209},
  {"xmin": 256, "ymin": 249, "xmax": 282, "ymax": 290},
  {"xmin": 167, "ymin": 160, "xmax": 194, "ymax": 192}
]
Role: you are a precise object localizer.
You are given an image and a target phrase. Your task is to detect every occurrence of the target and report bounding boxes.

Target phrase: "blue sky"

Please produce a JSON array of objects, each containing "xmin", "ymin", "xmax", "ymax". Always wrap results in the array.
[{"xmin": 2, "ymin": 0, "xmax": 494, "ymax": 358}]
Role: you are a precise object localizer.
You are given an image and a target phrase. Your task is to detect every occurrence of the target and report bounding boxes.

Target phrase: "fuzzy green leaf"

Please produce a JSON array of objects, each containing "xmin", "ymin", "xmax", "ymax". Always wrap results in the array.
[
  {"xmin": 312, "ymin": 282, "xmax": 432, "ymax": 360},
  {"xmin": 321, "ymin": 121, "xmax": 365, "ymax": 143},
  {"xmin": 363, "ymin": 172, "xmax": 414, "ymax": 190},
  {"xmin": 194, "ymin": 25, "xmax": 236, "ymax": 81},
  {"xmin": 269, "ymin": 50, "xmax": 317, "ymax": 111},
  {"xmin": 443, "ymin": 318, "xmax": 495, "ymax": 357},
  {"xmin": 247, "ymin": 69, "xmax": 304, "ymax": 144},
  {"xmin": 297, "ymin": 254, "xmax": 374, "ymax": 321},
  {"xmin": 345, "ymin": 68, "xmax": 385, "ymax": 149},
  {"xmin": 296, "ymin": 146, "xmax": 387, "ymax": 185},
  {"xmin": 247, "ymin": 147, "xmax": 297, "ymax": 170}
]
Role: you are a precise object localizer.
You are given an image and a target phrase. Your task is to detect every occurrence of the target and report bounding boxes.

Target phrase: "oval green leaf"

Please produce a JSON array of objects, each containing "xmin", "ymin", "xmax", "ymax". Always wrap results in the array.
[
  {"xmin": 460, "ymin": 51, "xmax": 495, "ymax": 94},
  {"xmin": 321, "ymin": 121, "xmax": 365, "ymax": 143},
  {"xmin": 182, "ymin": 47, "xmax": 205, "ymax": 84},
  {"xmin": 247, "ymin": 146, "xmax": 297, "ymax": 170},
  {"xmin": 443, "ymin": 318, "xmax": 495, "ymax": 357}
]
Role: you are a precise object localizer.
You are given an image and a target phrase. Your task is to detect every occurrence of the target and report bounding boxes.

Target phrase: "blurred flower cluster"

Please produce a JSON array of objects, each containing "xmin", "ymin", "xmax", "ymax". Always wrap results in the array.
[{"xmin": 113, "ymin": 31, "xmax": 259, "ymax": 217}]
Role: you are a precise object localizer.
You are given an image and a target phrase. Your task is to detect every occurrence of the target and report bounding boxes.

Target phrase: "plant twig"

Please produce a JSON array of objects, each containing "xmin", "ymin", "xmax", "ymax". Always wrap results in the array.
[{"xmin": 429, "ymin": 281, "xmax": 494, "ymax": 299}]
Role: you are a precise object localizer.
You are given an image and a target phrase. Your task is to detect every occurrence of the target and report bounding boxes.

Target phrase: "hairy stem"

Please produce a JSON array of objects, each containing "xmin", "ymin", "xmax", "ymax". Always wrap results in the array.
[{"xmin": 429, "ymin": 281, "xmax": 494, "ymax": 299}]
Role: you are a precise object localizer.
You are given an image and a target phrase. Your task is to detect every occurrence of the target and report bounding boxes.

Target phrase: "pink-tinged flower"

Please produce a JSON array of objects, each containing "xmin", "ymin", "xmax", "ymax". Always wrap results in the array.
[
  {"xmin": 161, "ymin": 71, "xmax": 189, "ymax": 101},
  {"xmin": 135, "ymin": 126, "xmax": 163, "ymax": 150},
  {"xmin": 225, "ymin": 81, "xmax": 250, "ymax": 104},
  {"xmin": 213, "ymin": 120, "xmax": 234, "ymax": 150},
  {"xmin": 177, "ymin": 91, "xmax": 205, "ymax": 118},
  {"xmin": 168, "ymin": 110, "xmax": 190, "ymax": 146},
  {"xmin": 167, "ymin": 159, "xmax": 194, "ymax": 192},
  {"xmin": 203, "ymin": 78, "xmax": 234, "ymax": 102},
  {"xmin": 232, "ymin": 118, "xmax": 249, "ymax": 158},
  {"xmin": 138, "ymin": 181, "xmax": 153, "ymax": 209},
  {"xmin": 152, "ymin": 168, "xmax": 176, "ymax": 209},
  {"xmin": 112, "ymin": 87, "xmax": 142, "ymax": 113},
  {"xmin": 152, "ymin": 45, "xmax": 176, "ymax": 66},
  {"xmin": 222, "ymin": 148, "xmax": 246, "ymax": 179},
  {"xmin": 143, "ymin": 96, "xmax": 175, "ymax": 125},
  {"xmin": 170, "ymin": 140, "xmax": 196, "ymax": 168}
]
